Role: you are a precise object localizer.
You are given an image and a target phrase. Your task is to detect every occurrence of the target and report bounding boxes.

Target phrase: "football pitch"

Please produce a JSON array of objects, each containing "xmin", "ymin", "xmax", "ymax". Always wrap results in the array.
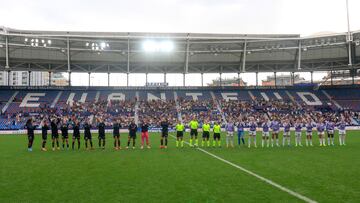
[{"xmin": 1, "ymin": 131, "xmax": 359, "ymax": 203}]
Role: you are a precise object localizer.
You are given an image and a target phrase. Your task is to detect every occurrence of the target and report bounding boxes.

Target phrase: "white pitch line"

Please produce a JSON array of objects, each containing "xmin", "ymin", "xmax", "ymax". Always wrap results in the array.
[{"xmin": 169, "ymin": 134, "xmax": 317, "ymax": 203}]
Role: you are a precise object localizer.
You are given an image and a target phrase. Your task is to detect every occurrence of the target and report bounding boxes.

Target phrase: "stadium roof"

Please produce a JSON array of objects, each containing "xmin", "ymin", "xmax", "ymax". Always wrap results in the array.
[{"xmin": 0, "ymin": 27, "xmax": 359, "ymax": 74}]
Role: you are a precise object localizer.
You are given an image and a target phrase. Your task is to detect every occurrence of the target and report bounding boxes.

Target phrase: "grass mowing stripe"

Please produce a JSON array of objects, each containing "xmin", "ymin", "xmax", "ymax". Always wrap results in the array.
[{"xmin": 169, "ymin": 134, "xmax": 317, "ymax": 203}]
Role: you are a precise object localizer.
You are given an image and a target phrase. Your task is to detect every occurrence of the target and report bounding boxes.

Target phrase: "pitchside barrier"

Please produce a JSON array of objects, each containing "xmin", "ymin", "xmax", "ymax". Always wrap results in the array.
[{"xmin": 1, "ymin": 127, "xmax": 360, "ymax": 135}]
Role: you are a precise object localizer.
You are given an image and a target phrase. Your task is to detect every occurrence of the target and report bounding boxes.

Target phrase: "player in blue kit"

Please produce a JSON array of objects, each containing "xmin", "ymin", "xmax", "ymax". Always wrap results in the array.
[
  {"xmin": 261, "ymin": 118, "xmax": 271, "ymax": 148},
  {"xmin": 282, "ymin": 119, "xmax": 291, "ymax": 146},
  {"xmin": 305, "ymin": 118, "xmax": 315, "ymax": 147},
  {"xmin": 337, "ymin": 118, "xmax": 347, "ymax": 146},
  {"xmin": 294, "ymin": 119, "xmax": 303, "ymax": 147},
  {"xmin": 317, "ymin": 118, "xmax": 326, "ymax": 146},
  {"xmin": 248, "ymin": 117, "xmax": 257, "ymax": 148},
  {"xmin": 237, "ymin": 118, "xmax": 246, "ymax": 146},
  {"xmin": 270, "ymin": 117, "xmax": 280, "ymax": 147}
]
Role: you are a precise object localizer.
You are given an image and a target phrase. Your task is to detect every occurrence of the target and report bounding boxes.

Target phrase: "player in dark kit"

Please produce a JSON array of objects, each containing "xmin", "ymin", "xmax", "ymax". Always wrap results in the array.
[
  {"xmin": 41, "ymin": 119, "xmax": 50, "ymax": 151},
  {"xmin": 84, "ymin": 121, "xmax": 93, "ymax": 150},
  {"xmin": 60, "ymin": 118, "xmax": 70, "ymax": 150},
  {"xmin": 113, "ymin": 120, "xmax": 121, "ymax": 150},
  {"xmin": 160, "ymin": 118, "xmax": 169, "ymax": 149},
  {"xmin": 25, "ymin": 118, "xmax": 37, "ymax": 152},
  {"xmin": 72, "ymin": 120, "xmax": 81, "ymax": 150},
  {"xmin": 98, "ymin": 119, "xmax": 106, "ymax": 149},
  {"xmin": 50, "ymin": 117, "xmax": 60, "ymax": 151},
  {"xmin": 127, "ymin": 121, "xmax": 137, "ymax": 149}
]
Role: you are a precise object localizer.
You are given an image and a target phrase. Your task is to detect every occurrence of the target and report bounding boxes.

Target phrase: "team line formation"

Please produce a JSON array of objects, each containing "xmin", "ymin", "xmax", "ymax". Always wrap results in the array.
[{"xmin": 24, "ymin": 115, "xmax": 348, "ymax": 152}]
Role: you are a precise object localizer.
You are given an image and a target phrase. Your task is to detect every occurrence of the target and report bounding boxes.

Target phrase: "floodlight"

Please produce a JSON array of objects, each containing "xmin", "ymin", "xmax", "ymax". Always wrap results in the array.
[
  {"xmin": 47, "ymin": 40, "xmax": 51, "ymax": 44},
  {"xmin": 24, "ymin": 38, "xmax": 28, "ymax": 42},
  {"xmin": 41, "ymin": 39, "xmax": 45, "ymax": 43},
  {"xmin": 86, "ymin": 42, "xmax": 89, "ymax": 46},
  {"xmin": 143, "ymin": 40, "xmax": 157, "ymax": 52},
  {"xmin": 143, "ymin": 40, "xmax": 174, "ymax": 52},
  {"xmin": 100, "ymin": 42, "xmax": 106, "ymax": 48},
  {"xmin": 160, "ymin": 41, "xmax": 174, "ymax": 52},
  {"xmin": 35, "ymin": 39, "xmax": 39, "ymax": 42}
]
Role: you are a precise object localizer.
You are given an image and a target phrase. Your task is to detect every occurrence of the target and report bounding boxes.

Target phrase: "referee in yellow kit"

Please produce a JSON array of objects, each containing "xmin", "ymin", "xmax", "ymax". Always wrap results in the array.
[{"xmin": 188, "ymin": 116, "xmax": 199, "ymax": 147}]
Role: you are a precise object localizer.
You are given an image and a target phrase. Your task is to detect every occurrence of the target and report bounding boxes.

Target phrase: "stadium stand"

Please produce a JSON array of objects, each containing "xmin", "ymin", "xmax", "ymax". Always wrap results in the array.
[{"xmin": 0, "ymin": 85, "xmax": 358, "ymax": 130}]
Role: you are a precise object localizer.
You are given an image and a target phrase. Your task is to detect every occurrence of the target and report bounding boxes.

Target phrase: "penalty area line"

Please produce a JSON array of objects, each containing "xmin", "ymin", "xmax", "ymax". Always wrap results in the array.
[{"xmin": 169, "ymin": 134, "xmax": 317, "ymax": 203}]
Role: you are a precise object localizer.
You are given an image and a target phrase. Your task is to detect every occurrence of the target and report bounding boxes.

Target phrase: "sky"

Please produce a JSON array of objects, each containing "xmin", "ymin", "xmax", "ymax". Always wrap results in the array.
[
  {"xmin": 1, "ymin": 0, "xmax": 359, "ymax": 35},
  {"xmin": 0, "ymin": 0, "xmax": 359, "ymax": 86}
]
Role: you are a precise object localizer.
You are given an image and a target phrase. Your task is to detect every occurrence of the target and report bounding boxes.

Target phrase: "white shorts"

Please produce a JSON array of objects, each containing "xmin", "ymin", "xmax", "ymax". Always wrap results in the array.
[
  {"xmin": 249, "ymin": 131, "xmax": 256, "ymax": 136},
  {"xmin": 283, "ymin": 131, "xmax": 290, "ymax": 136},
  {"xmin": 227, "ymin": 131, "xmax": 234, "ymax": 137},
  {"xmin": 327, "ymin": 130, "xmax": 334, "ymax": 134},
  {"xmin": 318, "ymin": 131, "xmax": 324, "ymax": 136},
  {"xmin": 306, "ymin": 131, "xmax": 312, "ymax": 136},
  {"xmin": 272, "ymin": 130, "xmax": 279, "ymax": 134},
  {"xmin": 339, "ymin": 130, "xmax": 346, "ymax": 135},
  {"xmin": 295, "ymin": 131, "xmax": 301, "ymax": 137},
  {"xmin": 262, "ymin": 131, "xmax": 270, "ymax": 137}
]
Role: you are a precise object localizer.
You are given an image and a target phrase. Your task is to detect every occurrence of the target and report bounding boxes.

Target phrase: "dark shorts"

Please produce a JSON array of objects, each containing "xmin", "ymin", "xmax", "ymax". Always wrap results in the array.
[
  {"xmin": 51, "ymin": 133, "xmax": 59, "ymax": 139},
  {"xmin": 84, "ymin": 134, "xmax": 92, "ymax": 140},
  {"xmin": 42, "ymin": 134, "xmax": 47, "ymax": 140},
  {"xmin": 190, "ymin": 129, "xmax": 198, "ymax": 137},
  {"xmin": 129, "ymin": 133, "xmax": 136, "ymax": 139},
  {"xmin": 113, "ymin": 134, "xmax": 120, "ymax": 138},
  {"xmin": 202, "ymin": 131, "xmax": 210, "ymax": 138},
  {"xmin": 28, "ymin": 135, "xmax": 34, "ymax": 140},
  {"xmin": 177, "ymin": 131, "xmax": 183, "ymax": 138},
  {"xmin": 73, "ymin": 134, "xmax": 80, "ymax": 139},
  {"xmin": 62, "ymin": 134, "xmax": 68, "ymax": 139},
  {"xmin": 98, "ymin": 134, "xmax": 105, "ymax": 140},
  {"xmin": 214, "ymin": 133, "xmax": 220, "ymax": 140},
  {"xmin": 161, "ymin": 131, "xmax": 168, "ymax": 137}
]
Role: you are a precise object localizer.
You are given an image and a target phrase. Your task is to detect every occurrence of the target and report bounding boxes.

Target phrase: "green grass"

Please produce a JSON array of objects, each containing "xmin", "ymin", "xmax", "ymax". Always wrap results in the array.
[{"xmin": 0, "ymin": 131, "xmax": 359, "ymax": 203}]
